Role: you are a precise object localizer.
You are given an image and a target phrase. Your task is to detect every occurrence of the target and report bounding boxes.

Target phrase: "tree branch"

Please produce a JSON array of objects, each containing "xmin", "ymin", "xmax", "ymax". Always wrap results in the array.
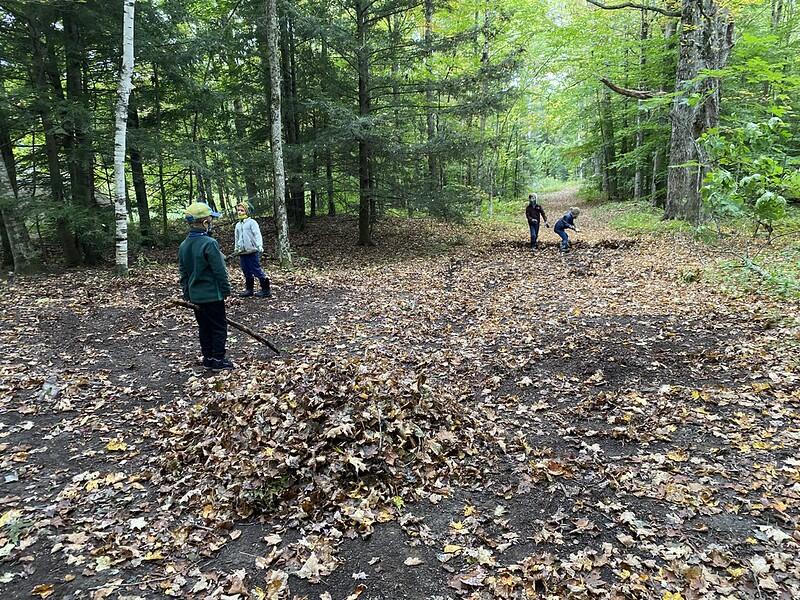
[
  {"xmin": 600, "ymin": 77, "xmax": 664, "ymax": 99},
  {"xmin": 585, "ymin": 0, "xmax": 681, "ymax": 18}
]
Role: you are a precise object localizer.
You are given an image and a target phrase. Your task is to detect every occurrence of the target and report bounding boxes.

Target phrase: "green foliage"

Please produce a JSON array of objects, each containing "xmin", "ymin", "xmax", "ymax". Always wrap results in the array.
[
  {"xmin": 577, "ymin": 182, "xmax": 605, "ymax": 204},
  {"xmin": 701, "ymin": 118, "xmax": 798, "ymax": 233},
  {"xmin": 428, "ymin": 184, "xmax": 483, "ymax": 223},
  {"xmin": 2, "ymin": 0, "xmax": 799, "ymax": 261}
]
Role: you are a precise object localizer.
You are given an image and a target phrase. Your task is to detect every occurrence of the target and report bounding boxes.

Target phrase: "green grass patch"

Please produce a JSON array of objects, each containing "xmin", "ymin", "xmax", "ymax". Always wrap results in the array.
[{"xmin": 601, "ymin": 201, "xmax": 693, "ymax": 234}]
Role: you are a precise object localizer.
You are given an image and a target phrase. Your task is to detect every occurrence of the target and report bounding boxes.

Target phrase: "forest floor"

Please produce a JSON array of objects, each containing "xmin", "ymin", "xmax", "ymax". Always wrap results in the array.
[{"xmin": 2, "ymin": 190, "xmax": 799, "ymax": 600}]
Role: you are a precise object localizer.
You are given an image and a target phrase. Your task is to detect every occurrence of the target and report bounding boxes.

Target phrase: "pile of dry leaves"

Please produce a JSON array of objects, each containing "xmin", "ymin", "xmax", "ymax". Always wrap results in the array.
[{"xmin": 155, "ymin": 355, "xmax": 481, "ymax": 527}]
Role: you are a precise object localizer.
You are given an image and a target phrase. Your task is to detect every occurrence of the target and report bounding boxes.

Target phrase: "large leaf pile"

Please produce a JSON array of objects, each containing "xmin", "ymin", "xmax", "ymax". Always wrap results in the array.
[{"xmin": 156, "ymin": 356, "xmax": 481, "ymax": 524}]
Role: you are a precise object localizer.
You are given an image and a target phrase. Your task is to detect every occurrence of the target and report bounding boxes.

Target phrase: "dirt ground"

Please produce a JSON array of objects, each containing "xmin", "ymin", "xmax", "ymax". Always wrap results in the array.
[{"xmin": 2, "ymin": 191, "xmax": 799, "ymax": 600}]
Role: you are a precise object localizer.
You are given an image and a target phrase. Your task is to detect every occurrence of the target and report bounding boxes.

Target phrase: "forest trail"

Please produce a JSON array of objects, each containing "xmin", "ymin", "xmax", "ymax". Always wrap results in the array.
[{"xmin": 2, "ymin": 190, "xmax": 799, "ymax": 599}]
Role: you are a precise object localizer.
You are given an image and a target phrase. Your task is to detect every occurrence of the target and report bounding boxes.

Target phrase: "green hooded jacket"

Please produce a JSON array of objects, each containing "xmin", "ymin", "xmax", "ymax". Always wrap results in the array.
[{"xmin": 178, "ymin": 232, "xmax": 231, "ymax": 303}]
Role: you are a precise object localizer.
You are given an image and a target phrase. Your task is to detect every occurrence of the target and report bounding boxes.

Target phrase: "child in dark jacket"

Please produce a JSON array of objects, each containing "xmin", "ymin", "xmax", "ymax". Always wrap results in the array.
[
  {"xmin": 178, "ymin": 202, "xmax": 233, "ymax": 371},
  {"xmin": 525, "ymin": 193, "xmax": 549, "ymax": 250},
  {"xmin": 554, "ymin": 207, "xmax": 581, "ymax": 252}
]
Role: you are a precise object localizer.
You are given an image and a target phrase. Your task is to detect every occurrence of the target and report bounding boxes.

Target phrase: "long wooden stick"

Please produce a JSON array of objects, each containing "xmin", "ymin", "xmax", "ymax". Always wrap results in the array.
[{"xmin": 170, "ymin": 299, "xmax": 280, "ymax": 355}]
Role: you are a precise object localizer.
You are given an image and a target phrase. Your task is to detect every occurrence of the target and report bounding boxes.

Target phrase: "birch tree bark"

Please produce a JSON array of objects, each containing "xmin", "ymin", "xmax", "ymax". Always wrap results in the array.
[
  {"xmin": 266, "ymin": 0, "xmax": 293, "ymax": 268},
  {"xmin": 114, "ymin": 0, "xmax": 135, "ymax": 275},
  {"xmin": 0, "ymin": 149, "xmax": 41, "ymax": 274}
]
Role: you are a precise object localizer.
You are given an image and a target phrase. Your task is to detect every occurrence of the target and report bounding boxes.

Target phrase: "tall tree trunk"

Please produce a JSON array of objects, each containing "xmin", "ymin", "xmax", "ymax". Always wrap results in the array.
[
  {"xmin": 388, "ymin": 14, "xmax": 403, "ymax": 212},
  {"xmin": 772, "ymin": 0, "xmax": 784, "ymax": 28},
  {"xmin": 28, "ymin": 16, "xmax": 81, "ymax": 265},
  {"xmin": 0, "ymin": 93, "xmax": 17, "ymax": 266},
  {"xmin": 0, "ymin": 166, "xmax": 41, "ymax": 275},
  {"xmin": 633, "ymin": 15, "xmax": 649, "ymax": 202},
  {"xmin": 63, "ymin": 6, "xmax": 99, "ymax": 264},
  {"xmin": 424, "ymin": 0, "xmax": 437, "ymax": 198},
  {"xmin": 128, "ymin": 97, "xmax": 151, "ymax": 241},
  {"xmin": 0, "ymin": 108, "xmax": 41, "ymax": 273},
  {"xmin": 152, "ymin": 64, "xmax": 169, "ymax": 237},
  {"xmin": 280, "ymin": 13, "xmax": 305, "ymax": 230},
  {"xmin": 310, "ymin": 140, "xmax": 318, "ymax": 219},
  {"xmin": 321, "ymin": 37, "xmax": 336, "ymax": 217},
  {"xmin": 201, "ymin": 146, "xmax": 216, "ymax": 210},
  {"xmin": 599, "ymin": 88, "xmax": 618, "ymax": 200},
  {"xmin": 62, "ymin": 7, "xmax": 92, "ymax": 212},
  {"xmin": 266, "ymin": 0, "xmax": 292, "ymax": 267},
  {"xmin": 233, "ymin": 98, "xmax": 259, "ymax": 207},
  {"xmin": 326, "ymin": 150, "xmax": 335, "ymax": 216},
  {"xmin": 477, "ymin": 8, "xmax": 490, "ymax": 198},
  {"xmin": 356, "ymin": 0, "xmax": 374, "ymax": 246},
  {"xmin": 114, "ymin": 0, "xmax": 135, "ymax": 275},
  {"xmin": 288, "ymin": 18, "xmax": 305, "ymax": 229},
  {"xmin": 651, "ymin": 148, "xmax": 663, "ymax": 207},
  {"xmin": 664, "ymin": 0, "xmax": 733, "ymax": 223}
]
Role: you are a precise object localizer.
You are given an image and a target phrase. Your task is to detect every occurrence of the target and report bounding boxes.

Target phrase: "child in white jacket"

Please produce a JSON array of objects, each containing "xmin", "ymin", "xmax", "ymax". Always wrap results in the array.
[{"xmin": 234, "ymin": 203, "xmax": 271, "ymax": 298}]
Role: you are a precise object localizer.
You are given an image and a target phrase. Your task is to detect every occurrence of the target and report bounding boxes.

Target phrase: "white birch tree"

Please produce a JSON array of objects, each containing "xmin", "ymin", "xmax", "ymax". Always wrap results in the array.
[
  {"xmin": 266, "ymin": 0, "xmax": 292, "ymax": 268},
  {"xmin": 0, "ymin": 158, "xmax": 40, "ymax": 274},
  {"xmin": 114, "ymin": 0, "xmax": 135, "ymax": 275}
]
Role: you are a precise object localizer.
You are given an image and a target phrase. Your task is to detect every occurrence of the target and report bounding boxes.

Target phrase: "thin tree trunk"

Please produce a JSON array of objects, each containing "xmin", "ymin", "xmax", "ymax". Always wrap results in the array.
[
  {"xmin": 321, "ymin": 37, "xmax": 336, "ymax": 217},
  {"xmin": 772, "ymin": 0, "xmax": 784, "ymax": 28},
  {"xmin": 201, "ymin": 146, "xmax": 216, "ymax": 209},
  {"xmin": 599, "ymin": 88, "xmax": 618, "ymax": 200},
  {"xmin": 356, "ymin": 0, "xmax": 374, "ymax": 245},
  {"xmin": 153, "ymin": 64, "xmax": 169, "ymax": 237},
  {"xmin": 266, "ymin": 0, "xmax": 292, "ymax": 267},
  {"xmin": 280, "ymin": 13, "xmax": 305, "ymax": 230},
  {"xmin": 310, "ymin": 138, "xmax": 318, "ymax": 219},
  {"xmin": 62, "ymin": 8, "xmax": 93, "ymax": 213},
  {"xmin": 114, "ymin": 0, "xmax": 135, "ymax": 275},
  {"xmin": 477, "ymin": 8, "xmax": 490, "ymax": 199},
  {"xmin": 128, "ymin": 97, "xmax": 151, "ymax": 241},
  {"xmin": 233, "ymin": 98, "xmax": 258, "ymax": 207},
  {"xmin": 633, "ymin": 15, "xmax": 648, "ymax": 202},
  {"xmin": 28, "ymin": 17, "xmax": 81, "ymax": 266},
  {"xmin": 424, "ymin": 0, "xmax": 437, "ymax": 197},
  {"xmin": 651, "ymin": 148, "xmax": 663, "ymax": 207},
  {"xmin": 0, "ymin": 116, "xmax": 41, "ymax": 273},
  {"xmin": 326, "ymin": 150, "xmax": 335, "ymax": 216},
  {"xmin": 0, "ymin": 92, "xmax": 16, "ymax": 266}
]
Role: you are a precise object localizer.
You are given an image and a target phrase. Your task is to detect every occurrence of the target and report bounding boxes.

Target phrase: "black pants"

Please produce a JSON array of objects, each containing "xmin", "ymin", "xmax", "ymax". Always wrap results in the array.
[{"xmin": 194, "ymin": 301, "xmax": 227, "ymax": 359}]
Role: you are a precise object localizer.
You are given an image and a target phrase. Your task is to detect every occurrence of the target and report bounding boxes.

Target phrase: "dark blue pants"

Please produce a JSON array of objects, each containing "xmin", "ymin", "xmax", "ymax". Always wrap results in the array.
[
  {"xmin": 240, "ymin": 252, "xmax": 266, "ymax": 278},
  {"xmin": 528, "ymin": 221, "xmax": 541, "ymax": 248},
  {"xmin": 239, "ymin": 252, "xmax": 268, "ymax": 290},
  {"xmin": 555, "ymin": 228, "xmax": 570, "ymax": 251}
]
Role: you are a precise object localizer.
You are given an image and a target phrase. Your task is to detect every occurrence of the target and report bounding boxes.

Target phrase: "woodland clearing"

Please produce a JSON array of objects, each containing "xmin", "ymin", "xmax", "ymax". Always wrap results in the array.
[{"xmin": 1, "ymin": 190, "xmax": 800, "ymax": 600}]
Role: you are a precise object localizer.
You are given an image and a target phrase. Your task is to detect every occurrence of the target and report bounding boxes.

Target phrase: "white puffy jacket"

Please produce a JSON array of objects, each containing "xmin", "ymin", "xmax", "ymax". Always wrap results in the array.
[{"xmin": 234, "ymin": 217, "xmax": 263, "ymax": 254}]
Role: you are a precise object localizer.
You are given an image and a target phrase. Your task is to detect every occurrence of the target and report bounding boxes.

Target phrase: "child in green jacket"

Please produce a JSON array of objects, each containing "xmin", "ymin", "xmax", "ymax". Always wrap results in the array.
[{"xmin": 178, "ymin": 202, "xmax": 233, "ymax": 371}]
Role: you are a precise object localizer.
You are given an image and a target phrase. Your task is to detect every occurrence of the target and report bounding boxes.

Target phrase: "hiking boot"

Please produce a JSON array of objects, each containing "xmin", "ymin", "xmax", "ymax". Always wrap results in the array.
[
  {"xmin": 255, "ymin": 278, "xmax": 271, "ymax": 298},
  {"xmin": 210, "ymin": 357, "xmax": 235, "ymax": 371},
  {"xmin": 202, "ymin": 357, "xmax": 215, "ymax": 370},
  {"xmin": 239, "ymin": 276, "xmax": 255, "ymax": 297}
]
